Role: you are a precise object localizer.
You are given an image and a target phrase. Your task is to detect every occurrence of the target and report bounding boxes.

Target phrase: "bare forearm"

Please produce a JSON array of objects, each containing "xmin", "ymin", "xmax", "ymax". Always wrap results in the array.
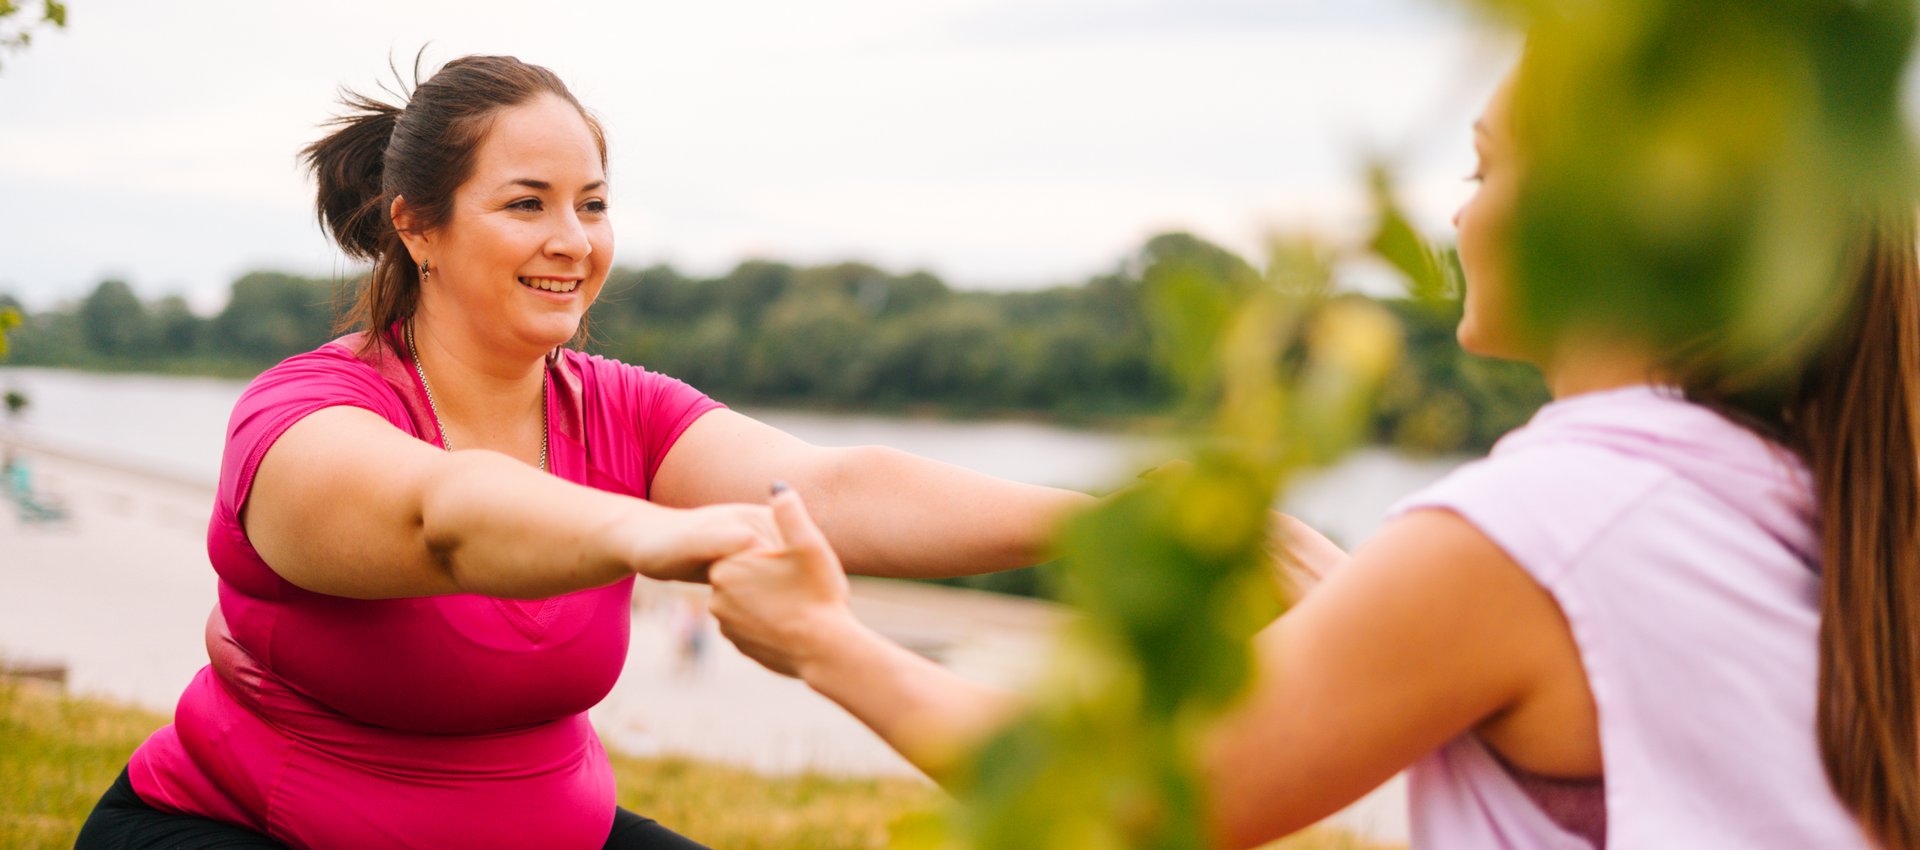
[
  {"xmin": 813, "ymin": 446, "xmax": 1093, "ymax": 578},
  {"xmin": 417, "ymin": 450, "xmax": 687, "ymax": 598},
  {"xmin": 798, "ymin": 613, "xmax": 1021, "ymax": 784}
]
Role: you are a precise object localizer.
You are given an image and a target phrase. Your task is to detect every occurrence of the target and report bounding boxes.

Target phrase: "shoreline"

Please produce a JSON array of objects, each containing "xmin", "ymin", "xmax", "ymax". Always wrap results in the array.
[
  {"xmin": 1, "ymin": 363, "xmax": 1179, "ymax": 436},
  {"xmin": 1, "ymin": 432, "xmax": 216, "ymax": 493}
]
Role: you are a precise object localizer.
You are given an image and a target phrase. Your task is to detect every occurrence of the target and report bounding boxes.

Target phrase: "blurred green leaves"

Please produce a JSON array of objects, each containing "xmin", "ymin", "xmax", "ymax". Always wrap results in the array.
[
  {"xmin": 1495, "ymin": 0, "xmax": 1916, "ymax": 378},
  {"xmin": 912, "ymin": 224, "xmax": 1410, "ymax": 848},
  {"xmin": 1367, "ymin": 162, "xmax": 1459, "ymax": 305},
  {"xmin": 0, "ymin": 0, "xmax": 68, "ymax": 67},
  {"xmin": 0, "ymin": 307, "xmax": 19, "ymax": 360}
]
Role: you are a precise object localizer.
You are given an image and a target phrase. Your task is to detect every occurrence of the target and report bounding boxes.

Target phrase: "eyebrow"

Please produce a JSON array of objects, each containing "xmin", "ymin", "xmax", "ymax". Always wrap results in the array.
[{"xmin": 501, "ymin": 178, "xmax": 607, "ymax": 192}]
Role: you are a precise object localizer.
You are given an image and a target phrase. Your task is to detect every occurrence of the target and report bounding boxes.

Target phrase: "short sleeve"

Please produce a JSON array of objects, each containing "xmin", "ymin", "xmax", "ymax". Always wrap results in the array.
[
  {"xmin": 1386, "ymin": 443, "xmax": 1671, "ymax": 588},
  {"xmin": 217, "ymin": 344, "xmax": 412, "ymax": 523},
  {"xmin": 569, "ymin": 352, "xmax": 724, "ymax": 497},
  {"xmin": 634, "ymin": 369, "xmax": 723, "ymax": 488}
]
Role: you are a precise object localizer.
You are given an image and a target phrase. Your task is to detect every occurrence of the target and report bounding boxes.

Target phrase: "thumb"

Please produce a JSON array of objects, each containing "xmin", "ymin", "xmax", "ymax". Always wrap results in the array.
[{"xmin": 769, "ymin": 482, "xmax": 833, "ymax": 568}]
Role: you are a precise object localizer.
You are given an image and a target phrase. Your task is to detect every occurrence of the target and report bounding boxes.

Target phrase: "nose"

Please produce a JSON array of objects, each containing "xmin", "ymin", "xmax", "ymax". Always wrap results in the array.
[
  {"xmin": 544, "ymin": 208, "xmax": 592, "ymax": 262},
  {"xmin": 1451, "ymin": 204, "xmax": 1464, "ymax": 230}
]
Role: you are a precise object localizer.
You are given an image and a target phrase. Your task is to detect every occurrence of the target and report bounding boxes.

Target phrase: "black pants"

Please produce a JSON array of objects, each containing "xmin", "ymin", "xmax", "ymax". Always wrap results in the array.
[{"xmin": 74, "ymin": 768, "xmax": 711, "ymax": 849}]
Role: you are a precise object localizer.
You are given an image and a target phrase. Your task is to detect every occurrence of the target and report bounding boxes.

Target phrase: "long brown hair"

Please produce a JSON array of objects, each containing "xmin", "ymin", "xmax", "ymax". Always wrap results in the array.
[
  {"xmin": 301, "ymin": 54, "xmax": 607, "ymax": 355},
  {"xmin": 1801, "ymin": 211, "xmax": 1920, "ymax": 849},
  {"xmin": 1687, "ymin": 209, "xmax": 1920, "ymax": 848}
]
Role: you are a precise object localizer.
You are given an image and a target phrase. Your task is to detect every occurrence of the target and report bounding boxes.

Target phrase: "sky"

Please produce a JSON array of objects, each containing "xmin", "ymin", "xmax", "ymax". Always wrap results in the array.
[{"xmin": 0, "ymin": 0, "xmax": 1515, "ymax": 312}]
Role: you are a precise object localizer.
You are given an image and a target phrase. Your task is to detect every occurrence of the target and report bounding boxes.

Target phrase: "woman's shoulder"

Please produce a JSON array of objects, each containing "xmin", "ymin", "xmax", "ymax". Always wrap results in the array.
[
  {"xmin": 557, "ymin": 349, "xmax": 712, "ymax": 410},
  {"xmin": 230, "ymin": 335, "xmax": 409, "ymax": 428},
  {"xmin": 246, "ymin": 333, "xmax": 385, "ymax": 385},
  {"xmin": 1394, "ymin": 385, "xmax": 1813, "ymax": 585},
  {"xmin": 556, "ymin": 348, "xmax": 670, "ymax": 383},
  {"xmin": 1394, "ymin": 441, "xmax": 1675, "ymax": 581}
]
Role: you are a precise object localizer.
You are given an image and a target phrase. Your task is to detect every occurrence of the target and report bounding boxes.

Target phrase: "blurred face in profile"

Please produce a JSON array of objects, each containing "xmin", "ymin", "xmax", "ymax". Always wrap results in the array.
[{"xmin": 1453, "ymin": 75, "xmax": 1524, "ymax": 361}]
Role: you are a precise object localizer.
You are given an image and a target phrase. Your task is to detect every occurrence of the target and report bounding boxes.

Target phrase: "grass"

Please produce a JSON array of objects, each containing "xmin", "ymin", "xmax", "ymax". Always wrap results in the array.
[{"xmin": 0, "ymin": 679, "xmax": 1398, "ymax": 849}]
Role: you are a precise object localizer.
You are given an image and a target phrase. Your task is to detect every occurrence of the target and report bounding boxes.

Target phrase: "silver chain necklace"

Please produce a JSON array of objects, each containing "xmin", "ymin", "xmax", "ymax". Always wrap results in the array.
[{"xmin": 406, "ymin": 319, "xmax": 548, "ymax": 472}]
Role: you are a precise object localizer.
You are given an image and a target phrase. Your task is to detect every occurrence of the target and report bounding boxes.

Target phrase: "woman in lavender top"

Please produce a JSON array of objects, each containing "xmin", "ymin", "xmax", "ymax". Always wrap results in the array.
[{"xmin": 701, "ymin": 64, "xmax": 1919, "ymax": 850}]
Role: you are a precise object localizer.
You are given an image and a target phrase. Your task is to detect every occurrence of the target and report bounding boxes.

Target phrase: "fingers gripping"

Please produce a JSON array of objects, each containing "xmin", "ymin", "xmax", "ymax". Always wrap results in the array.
[{"xmin": 770, "ymin": 485, "xmax": 830, "ymax": 565}]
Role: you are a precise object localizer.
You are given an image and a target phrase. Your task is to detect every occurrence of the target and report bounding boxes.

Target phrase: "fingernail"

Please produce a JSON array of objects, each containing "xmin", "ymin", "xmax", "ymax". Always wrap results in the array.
[{"xmin": 771, "ymin": 480, "xmax": 790, "ymax": 495}]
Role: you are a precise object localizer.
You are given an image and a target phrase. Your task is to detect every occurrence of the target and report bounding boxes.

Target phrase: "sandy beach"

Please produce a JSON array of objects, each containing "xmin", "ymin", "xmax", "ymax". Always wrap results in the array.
[{"xmin": 0, "ymin": 438, "xmax": 1408, "ymax": 843}]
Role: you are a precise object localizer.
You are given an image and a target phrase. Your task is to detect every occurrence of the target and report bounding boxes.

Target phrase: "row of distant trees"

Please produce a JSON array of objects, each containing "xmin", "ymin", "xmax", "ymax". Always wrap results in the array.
[{"xmin": 1, "ymin": 232, "xmax": 1548, "ymax": 454}]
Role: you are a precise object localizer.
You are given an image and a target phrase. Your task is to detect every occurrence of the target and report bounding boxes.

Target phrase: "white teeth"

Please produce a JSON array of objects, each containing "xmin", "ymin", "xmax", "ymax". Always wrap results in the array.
[{"xmin": 518, "ymin": 277, "xmax": 580, "ymax": 293}]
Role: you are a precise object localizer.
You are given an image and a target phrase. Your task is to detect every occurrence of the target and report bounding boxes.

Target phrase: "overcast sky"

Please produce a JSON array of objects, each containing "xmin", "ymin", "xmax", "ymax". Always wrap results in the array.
[{"xmin": 0, "ymin": 0, "xmax": 1514, "ymax": 311}]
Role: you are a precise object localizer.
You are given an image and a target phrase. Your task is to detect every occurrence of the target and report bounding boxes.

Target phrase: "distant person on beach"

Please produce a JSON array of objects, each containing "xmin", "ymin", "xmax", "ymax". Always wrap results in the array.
[
  {"xmin": 672, "ymin": 593, "xmax": 711, "ymax": 677},
  {"xmin": 74, "ymin": 55, "xmax": 1087, "ymax": 850},
  {"xmin": 705, "ymin": 66, "xmax": 1918, "ymax": 849}
]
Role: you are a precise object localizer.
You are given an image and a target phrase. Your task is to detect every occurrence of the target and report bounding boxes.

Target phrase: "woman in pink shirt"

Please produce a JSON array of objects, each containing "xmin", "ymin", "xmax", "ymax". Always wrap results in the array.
[
  {"xmin": 705, "ymin": 64, "xmax": 1920, "ymax": 850},
  {"xmin": 73, "ymin": 55, "xmax": 1088, "ymax": 850}
]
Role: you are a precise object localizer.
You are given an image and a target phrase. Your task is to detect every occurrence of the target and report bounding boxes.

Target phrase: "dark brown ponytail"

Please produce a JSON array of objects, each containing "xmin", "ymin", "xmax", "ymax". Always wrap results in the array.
[
  {"xmin": 303, "ymin": 90, "xmax": 416, "ymax": 355},
  {"xmin": 307, "ymin": 92, "xmax": 401, "ymax": 261},
  {"xmin": 300, "ymin": 55, "xmax": 607, "ymax": 356},
  {"xmin": 1795, "ymin": 211, "xmax": 1920, "ymax": 850}
]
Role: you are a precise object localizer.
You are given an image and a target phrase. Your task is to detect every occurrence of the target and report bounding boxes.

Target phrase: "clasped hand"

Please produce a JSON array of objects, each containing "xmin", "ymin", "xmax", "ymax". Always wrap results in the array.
[{"xmin": 706, "ymin": 486, "xmax": 854, "ymax": 679}]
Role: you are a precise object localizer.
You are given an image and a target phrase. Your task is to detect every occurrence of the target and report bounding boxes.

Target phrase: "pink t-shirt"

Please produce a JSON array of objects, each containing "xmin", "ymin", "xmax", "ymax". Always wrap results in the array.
[
  {"xmin": 1392, "ymin": 385, "xmax": 1869, "ymax": 848},
  {"xmin": 127, "ymin": 332, "xmax": 722, "ymax": 850}
]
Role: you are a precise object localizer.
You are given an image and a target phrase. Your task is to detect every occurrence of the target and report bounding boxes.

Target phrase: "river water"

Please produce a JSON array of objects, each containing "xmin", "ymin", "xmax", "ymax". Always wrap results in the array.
[{"xmin": 0, "ymin": 366, "xmax": 1465, "ymax": 546}]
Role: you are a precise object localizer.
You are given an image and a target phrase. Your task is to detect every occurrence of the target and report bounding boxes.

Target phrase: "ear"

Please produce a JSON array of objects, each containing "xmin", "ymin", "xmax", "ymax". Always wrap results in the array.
[{"xmin": 391, "ymin": 195, "xmax": 433, "ymax": 263}]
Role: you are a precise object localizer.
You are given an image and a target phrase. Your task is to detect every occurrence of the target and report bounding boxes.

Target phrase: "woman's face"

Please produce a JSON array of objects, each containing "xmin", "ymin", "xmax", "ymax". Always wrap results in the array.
[
  {"xmin": 413, "ymin": 94, "xmax": 612, "ymax": 356},
  {"xmin": 1453, "ymin": 76, "xmax": 1524, "ymax": 360}
]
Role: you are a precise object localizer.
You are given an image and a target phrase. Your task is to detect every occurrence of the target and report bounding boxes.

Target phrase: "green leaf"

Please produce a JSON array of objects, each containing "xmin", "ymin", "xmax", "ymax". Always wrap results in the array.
[{"xmin": 1365, "ymin": 161, "xmax": 1455, "ymax": 304}]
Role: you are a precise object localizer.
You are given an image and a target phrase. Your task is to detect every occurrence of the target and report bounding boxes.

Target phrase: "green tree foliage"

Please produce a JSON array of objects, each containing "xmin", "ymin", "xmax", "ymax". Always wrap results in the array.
[
  {"xmin": 151, "ymin": 295, "xmax": 203, "ymax": 358},
  {"xmin": 4, "ymin": 234, "xmax": 1547, "ymax": 456},
  {"xmin": 4, "ymin": 273, "xmax": 335, "ymax": 375},
  {"xmin": 1374, "ymin": 297, "xmax": 1548, "ymax": 452},
  {"xmin": 210, "ymin": 272, "xmax": 338, "ymax": 362},
  {"xmin": 587, "ymin": 254, "xmax": 1177, "ymax": 420},
  {"xmin": 77, "ymin": 280, "xmax": 153, "ymax": 358}
]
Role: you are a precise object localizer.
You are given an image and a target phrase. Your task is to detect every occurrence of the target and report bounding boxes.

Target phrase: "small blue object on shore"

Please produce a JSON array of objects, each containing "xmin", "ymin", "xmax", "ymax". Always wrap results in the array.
[{"xmin": 3, "ymin": 451, "xmax": 69, "ymax": 525}]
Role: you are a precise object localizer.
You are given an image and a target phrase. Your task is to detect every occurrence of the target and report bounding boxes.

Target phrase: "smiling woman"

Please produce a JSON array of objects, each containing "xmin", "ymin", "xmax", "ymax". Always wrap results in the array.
[
  {"xmin": 69, "ymin": 54, "xmax": 1093, "ymax": 850},
  {"xmin": 396, "ymin": 93, "xmax": 613, "ymax": 366}
]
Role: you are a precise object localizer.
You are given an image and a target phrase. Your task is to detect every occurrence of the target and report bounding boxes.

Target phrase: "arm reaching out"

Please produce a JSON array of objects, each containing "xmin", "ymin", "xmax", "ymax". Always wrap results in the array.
[
  {"xmin": 707, "ymin": 485, "xmax": 1019, "ymax": 780},
  {"xmin": 653, "ymin": 410, "xmax": 1092, "ymax": 578},
  {"xmin": 247, "ymin": 406, "xmax": 776, "ymax": 600},
  {"xmin": 710, "ymin": 493, "xmax": 1588, "ymax": 848}
]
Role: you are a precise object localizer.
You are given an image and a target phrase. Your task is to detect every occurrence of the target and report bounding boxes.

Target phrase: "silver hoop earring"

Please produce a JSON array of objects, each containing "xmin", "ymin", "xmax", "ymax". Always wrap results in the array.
[{"xmin": 421, "ymin": 260, "xmax": 432, "ymax": 283}]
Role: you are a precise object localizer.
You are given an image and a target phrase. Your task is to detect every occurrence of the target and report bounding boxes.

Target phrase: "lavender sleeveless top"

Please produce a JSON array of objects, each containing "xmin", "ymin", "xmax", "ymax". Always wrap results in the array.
[
  {"xmin": 1389, "ymin": 385, "xmax": 1868, "ymax": 849},
  {"xmin": 126, "ymin": 333, "xmax": 722, "ymax": 850}
]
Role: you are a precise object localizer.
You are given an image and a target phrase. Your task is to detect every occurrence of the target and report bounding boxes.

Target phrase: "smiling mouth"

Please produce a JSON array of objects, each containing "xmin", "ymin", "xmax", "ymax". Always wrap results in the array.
[{"xmin": 519, "ymin": 276, "xmax": 581, "ymax": 293}]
